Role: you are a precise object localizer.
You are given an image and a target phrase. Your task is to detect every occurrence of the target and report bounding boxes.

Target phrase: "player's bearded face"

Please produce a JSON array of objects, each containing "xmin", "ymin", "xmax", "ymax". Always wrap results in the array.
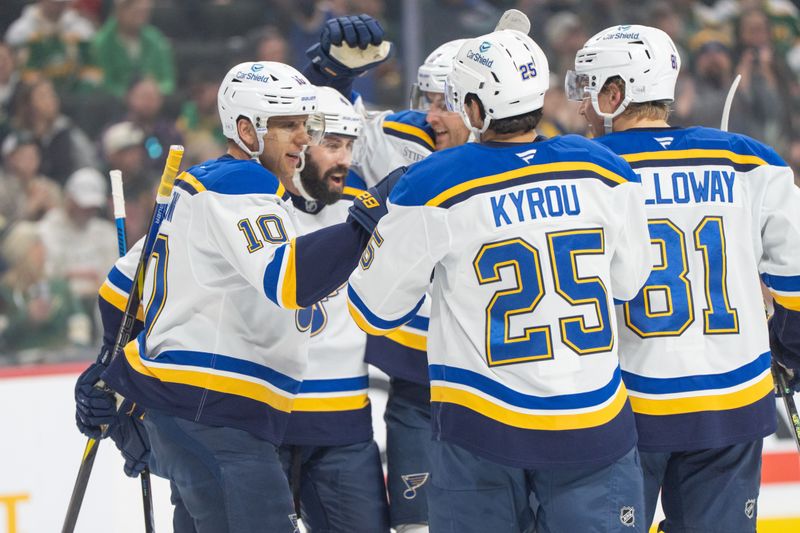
[{"xmin": 299, "ymin": 134, "xmax": 354, "ymax": 205}]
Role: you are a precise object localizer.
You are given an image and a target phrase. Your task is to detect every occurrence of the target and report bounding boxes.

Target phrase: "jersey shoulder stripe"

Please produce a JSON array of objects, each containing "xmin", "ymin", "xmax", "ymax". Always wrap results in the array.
[
  {"xmin": 390, "ymin": 135, "xmax": 637, "ymax": 209},
  {"xmin": 178, "ymin": 155, "xmax": 284, "ymax": 196},
  {"xmin": 382, "ymin": 110, "xmax": 435, "ymax": 151},
  {"xmin": 596, "ymin": 126, "xmax": 787, "ymax": 170}
]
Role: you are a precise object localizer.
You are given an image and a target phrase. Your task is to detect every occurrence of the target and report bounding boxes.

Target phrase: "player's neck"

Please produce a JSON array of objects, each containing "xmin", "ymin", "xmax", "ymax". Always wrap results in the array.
[
  {"xmin": 481, "ymin": 129, "xmax": 537, "ymax": 143},
  {"xmin": 613, "ymin": 116, "xmax": 670, "ymax": 132}
]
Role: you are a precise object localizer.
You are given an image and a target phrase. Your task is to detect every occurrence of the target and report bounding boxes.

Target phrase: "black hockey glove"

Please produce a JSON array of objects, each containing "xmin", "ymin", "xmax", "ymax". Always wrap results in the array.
[
  {"xmin": 306, "ymin": 14, "xmax": 392, "ymax": 79},
  {"xmin": 347, "ymin": 166, "xmax": 406, "ymax": 234}
]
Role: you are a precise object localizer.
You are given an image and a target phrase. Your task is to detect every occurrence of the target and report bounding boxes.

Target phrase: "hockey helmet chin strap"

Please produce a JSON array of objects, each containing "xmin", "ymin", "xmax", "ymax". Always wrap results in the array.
[
  {"xmin": 291, "ymin": 151, "xmax": 317, "ymax": 202},
  {"xmin": 234, "ymin": 116, "xmax": 266, "ymax": 159},
  {"xmin": 590, "ymin": 90, "xmax": 632, "ymax": 135}
]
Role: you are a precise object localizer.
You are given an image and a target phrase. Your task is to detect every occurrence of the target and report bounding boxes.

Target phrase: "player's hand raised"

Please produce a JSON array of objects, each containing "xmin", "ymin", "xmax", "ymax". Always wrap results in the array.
[{"xmin": 307, "ymin": 14, "xmax": 392, "ymax": 79}]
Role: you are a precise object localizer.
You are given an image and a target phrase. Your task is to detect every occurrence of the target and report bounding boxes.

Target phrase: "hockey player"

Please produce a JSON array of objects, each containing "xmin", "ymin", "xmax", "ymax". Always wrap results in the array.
[
  {"xmin": 303, "ymin": 16, "xmax": 472, "ymax": 532},
  {"xmin": 567, "ymin": 25, "xmax": 800, "ymax": 532},
  {"xmin": 74, "ymin": 62, "xmax": 396, "ymax": 532},
  {"xmin": 347, "ymin": 29, "xmax": 653, "ymax": 533},
  {"xmin": 276, "ymin": 86, "xmax": 390, "ymax": 533}
]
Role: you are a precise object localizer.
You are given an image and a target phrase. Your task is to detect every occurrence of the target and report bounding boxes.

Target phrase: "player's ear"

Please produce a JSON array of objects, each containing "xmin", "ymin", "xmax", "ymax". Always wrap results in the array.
[
  {"xmin": 465, "ymin": 98, "xmax": 484, "ymax": 129},
  {"xmin": 236, "ymin": 117, "xmax": 257, "ymax": 147}
]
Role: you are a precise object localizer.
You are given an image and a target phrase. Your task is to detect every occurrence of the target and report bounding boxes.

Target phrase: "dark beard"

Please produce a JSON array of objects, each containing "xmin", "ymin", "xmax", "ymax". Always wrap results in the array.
[{"xmin": 299, "ymin": 157, "xmax": 346, "ymax": 205}]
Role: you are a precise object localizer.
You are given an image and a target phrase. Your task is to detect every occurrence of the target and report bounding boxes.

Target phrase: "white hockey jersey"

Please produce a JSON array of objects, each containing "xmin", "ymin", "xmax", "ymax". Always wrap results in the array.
[
  {"xmin": 351, "ymin": 98, "xmax": 434, "ymax": 187},
  {"xmin": 281, "ymin": 182, "xmax": 373, "ymax": 446},
  {"xmin": 103, "ymin": 155, "xmax": 312, "ymax": 444},
  {"xmin": 348, "ymin": 135, "xmax": 652, "ymax": 468},
  {"xmin": 596, "ymin": 126, "xmax": 800, "ymax": 451}
]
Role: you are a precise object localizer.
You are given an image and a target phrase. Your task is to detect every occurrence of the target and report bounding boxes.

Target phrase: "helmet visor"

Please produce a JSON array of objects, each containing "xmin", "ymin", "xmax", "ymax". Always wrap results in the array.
[
  {"xmin": 306, "ymin": 113, "xmax": 326, "ymax": 146},
  {"xmin": 565, "ymin": 70, "xmax": 592, "ymax": 101},
  {"xmin": 410, "ymin": 85, "xmax": 447, "ymax": 112}
]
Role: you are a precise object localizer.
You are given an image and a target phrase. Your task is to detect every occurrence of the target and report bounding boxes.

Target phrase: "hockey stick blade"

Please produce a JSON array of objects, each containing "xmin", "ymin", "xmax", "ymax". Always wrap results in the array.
[{"xmin": 495, "ymin": 9, "xmax": 531, "ymax": 34}]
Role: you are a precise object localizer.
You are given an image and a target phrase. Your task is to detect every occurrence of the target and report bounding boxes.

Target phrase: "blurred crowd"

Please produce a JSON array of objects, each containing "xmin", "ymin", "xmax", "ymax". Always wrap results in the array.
[{"xmin": 0, "ymin": 0, "xmax": 798, "ymax": 363}]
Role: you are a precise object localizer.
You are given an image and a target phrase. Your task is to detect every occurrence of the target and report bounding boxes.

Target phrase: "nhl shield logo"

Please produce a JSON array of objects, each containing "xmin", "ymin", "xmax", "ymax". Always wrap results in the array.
[
  {"xmin": 745, "ymin": 499, "xmax": 756, "ymax": 519},
  {"xmin": 620, "ymin": 506, "xmax": 635, "ymax": 527},
  {"xmin": 401, "ymin": 473, "xmax": 430, "ymax": 500}
]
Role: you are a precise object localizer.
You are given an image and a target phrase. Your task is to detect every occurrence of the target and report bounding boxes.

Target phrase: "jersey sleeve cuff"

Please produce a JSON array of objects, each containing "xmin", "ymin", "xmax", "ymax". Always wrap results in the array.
[
  {"xmin": 346, "ymin": 284, "xmax": 424, "ymax": 336},
  {"xmin": 263, "ymin": 240, "xmax": 301, "ymax": 310},
  {"xmin": 762, "ymin": 273, "xmax": 800, "ymax": 311}
]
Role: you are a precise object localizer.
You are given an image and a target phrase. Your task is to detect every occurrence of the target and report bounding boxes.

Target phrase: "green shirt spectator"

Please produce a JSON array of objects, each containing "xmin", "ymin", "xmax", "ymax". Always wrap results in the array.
[{"xmin": 91, "ymin": 0, "xmax": 175, "ymax": 98}]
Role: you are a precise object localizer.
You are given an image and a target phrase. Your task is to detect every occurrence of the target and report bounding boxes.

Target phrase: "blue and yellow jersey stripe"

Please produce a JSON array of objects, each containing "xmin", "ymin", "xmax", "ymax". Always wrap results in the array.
[
  {"xmin": 622, "ymin": 351, "xmax": 774, "ymax": 415},
  {"xmin": 98, "ymin": 266, "xmax": 144, "ymax": 321},
  {"xmin": 382, "ymin": 110, "xmax": 435, "ymax": 152},
  {"xmin": 263, "ymin": 239, "xmax": 300, "ymax": 309},
  {"xmin": 424, "ymin": 160, "xmax": 630, "ymax": 208},
  {"xmin": 385, "ymin": 314, "xmax": 428, "ymax": 351},
  {"xmin": 291, "ymin": 375, "xmax": 370, "ymax": 412},
  {"xmin": 388, "ymin": 135, "xmax": 639, "ymax": 209},
  {"xmin": 622, "ymin": 149, "xmax": 768, "ymax": 172},
  {"xmin": 173, "ymin": 171, "xmax": 207, "ymax": 196},
  {"xmin": 762, "ymin": 273, "xmax": 800, "ymax": 311},
  {"xmin": 428, "ymin": 364, "xmax": 628, "ymax": 431},
  {"xmin": 346, "ymin": 285, "xmax": 424, "ymax": 336},
  {"xmin": 123, "ymin": 335, "xmax": 300, "ymax": 412}
]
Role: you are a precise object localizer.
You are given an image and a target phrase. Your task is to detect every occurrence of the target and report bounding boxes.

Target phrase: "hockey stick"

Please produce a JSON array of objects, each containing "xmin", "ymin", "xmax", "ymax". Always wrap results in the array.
[
  {"xmin": 771, "ymin": 361, "xmax": 800, "ymax": 453},
  {"xmin": 109, "ymin": 169, "xmax": 156, "ymax": 533},
  {"xmin": 720, "ymin": 74, "xmax": 742, "ymax": 132},
  {"xmin": 62, "ymin": 146, "xmax": 184, "ymax": 533},
  {"xmin": 494, "ymin": 8, "xmax": 531, "ymax": 34}
]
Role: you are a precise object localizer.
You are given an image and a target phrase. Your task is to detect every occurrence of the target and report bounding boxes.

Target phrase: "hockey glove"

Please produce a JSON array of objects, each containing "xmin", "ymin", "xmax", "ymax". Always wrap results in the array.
[
  {"xmin": 306, "ymin": 14, "xmax": 392, "ymax": 80},
  {"xmin": 107, "ymin": 399, "xmax": 151, "ymax": 477},
  {"xmin": 347, "ymin": 166, "xmax": 406, "ymax": 234},
  {"xmin": 769, "ymin": 301, "xmax": 800, "ymax": 392},
  {"xmin": 75, "ymin": 360, "xmax": 117, "ymax": 439}
]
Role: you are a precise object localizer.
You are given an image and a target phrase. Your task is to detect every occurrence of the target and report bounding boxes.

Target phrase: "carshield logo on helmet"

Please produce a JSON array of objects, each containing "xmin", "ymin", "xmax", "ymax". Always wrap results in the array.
[
  {"xmin": 466, "ymin": 49, "xmax": 494, "ymax": 68},
  {"xmin": 479, "ymin": 41, "xmax": 491, "ymax": 53},
  {"xmin": 251, "ymin": 63, "xmax": 264, "ymax": 72}
]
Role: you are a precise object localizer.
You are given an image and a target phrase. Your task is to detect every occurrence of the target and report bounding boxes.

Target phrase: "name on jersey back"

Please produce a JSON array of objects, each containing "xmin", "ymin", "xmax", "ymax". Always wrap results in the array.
[
  {"xmin": 490, "ymin": 184, "xmax": 580, "ymax": 227},
  {"xmin": 641, "ymin": 169, "xmax": 736, "ymax": 206}
]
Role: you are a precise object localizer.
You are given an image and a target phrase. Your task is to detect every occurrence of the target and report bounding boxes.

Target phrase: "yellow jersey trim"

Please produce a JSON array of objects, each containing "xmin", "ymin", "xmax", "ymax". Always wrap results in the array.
[
  {"xmin": 279, "ymin": 240, "xmax": 301, "ymax": 309},
  {"xmin": 430, "ymin": 383, "xmax": 628, "ymax": 431},
  {"xmin": 123, "ymin": 341, "xmax": 294, "ymax": 412},
  {"xmin": 426, "ymin": 161, "xmax": 628, "ymax": 207},
  {"xmin": 291, "ymin": 394, "xmax": 370, "ymax": 412},
  {"xmin": 628, "ymin": 373, "xmax": 774, "ymax": 415},
  {"xmin": 386, "ymin": 328, "xmax": 427, "ymax": 351},
  {"xmin": 771, "ymin": 291, "xmax": 800, "ymax": 311},
  {"xmin": 179, "ymin": 172, "xmax": 207, "ymax": 192},
  {"xmin": 99, "ymin": 282, "xmax": 144, "ymax": 321},
  {"xmin": 622, "ymin": 149, "xmax": 767, "ymax": 166},
  {"xmin": 383, "ymin": 121, "xmax": 435, "ymax": 151}
]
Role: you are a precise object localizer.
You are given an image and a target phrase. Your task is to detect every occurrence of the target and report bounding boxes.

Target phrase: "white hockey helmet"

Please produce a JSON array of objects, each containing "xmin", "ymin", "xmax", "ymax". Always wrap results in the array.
[
  {"xmin": 410, "ymin": 39, "xmax": 468, "ymax": 110},
  {"xmin": 566, "ymin": 25, "xmax": 680, "ymax": 133},
  {"xmin": 315, "ymin": 86, "xmax": 362, "ymax": 138},
  {"xmin": 217, "ymin": 61, "xmax": 322, "ymax": 157},
  {"xmin": 445, "ymin": 30, "xmax": 549, "ymax": 137}
]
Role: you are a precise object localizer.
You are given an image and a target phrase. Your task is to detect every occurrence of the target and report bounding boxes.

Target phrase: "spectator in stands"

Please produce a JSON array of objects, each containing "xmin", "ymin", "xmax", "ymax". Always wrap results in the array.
[
  {"xmin": 733, "ymin": 7, "xmax": 795, "ymax": 150},
  {"xmin": 100, "ymin": 121, "xmax": 153, "ymax": 242},
  {"xmin": 253, "ymin": 26, "xmax": 289, "ymax": 63},
  {"xmin": 117, "ymin": 76, "xmax": 183, "ymax": 173},
  {"xmin": 0, "ymin": 221, "xmax": 83, "ymax": 354},
  {"xmin": 0, "ymin": 43, "xmax": 21, "ymax": 146},
  {"xmin": 0, "ymin": 132, "xmax": 61, "ymax": 224},
  {"xmin": 176, "ymin": 68, "xmax": 225, "ymax": 167},
  {"xmin": 11, "ymin": 77, "xmax": 98, "ymax": 184},
  {"xmin": 544, "ymin": 12, "xmax": 589, "ymax": 79},
  {"xmin": 91, "ymin": 0, "xmax": 175, "ymax": 98},
  {"xmin": 672, "ymin": 32, "xmax": 748, "ymax": 131},
  {"xmin": 37, "ymin": 167, "xmax": 117, "ymax": 338},
  {"xmin": 4, "ymin": 0, "xmax": 98, "ymax": 91}
]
